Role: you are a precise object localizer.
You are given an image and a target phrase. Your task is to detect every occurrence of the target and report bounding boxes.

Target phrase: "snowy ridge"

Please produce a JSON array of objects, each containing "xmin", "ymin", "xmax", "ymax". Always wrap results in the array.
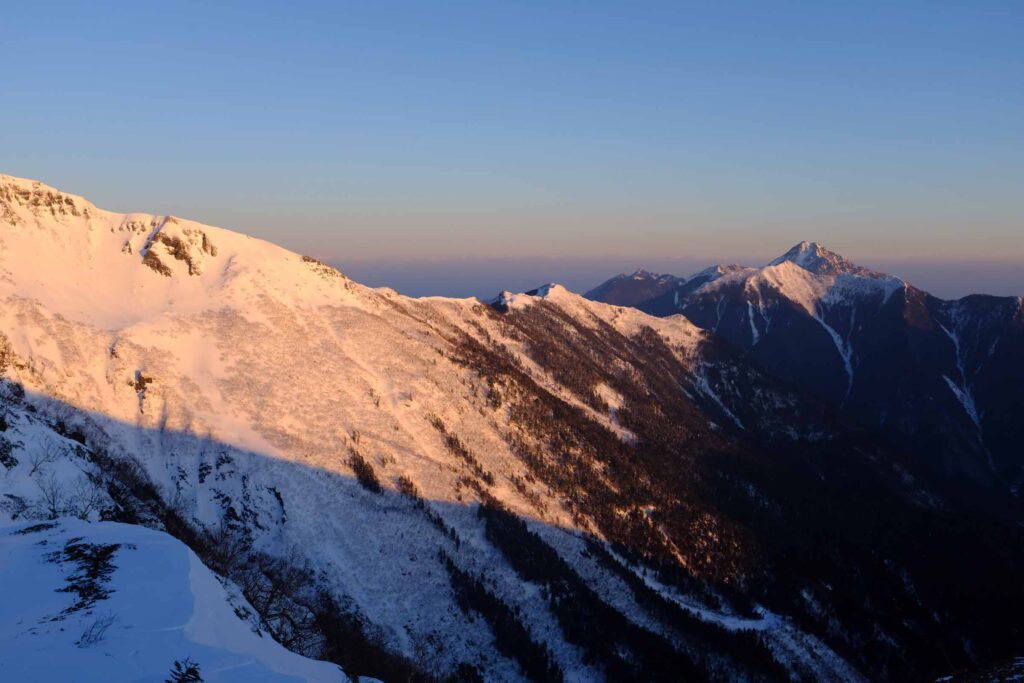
[
  {"xmin": 0, "ymin": 518, "xmax": 348, "ymax": 682},
  {"xmin": 0, "ymin": 175, "xmax": 888, "ymax": 681},
  {"xmin": 582, "ymin": 269, "xmax": 683, "ymax": 307},
  {"xmin": 689, "ymin": 264, "xmax": 752, "ymax": 284},
  {"xmin": 695, "ymin": 253, "xmax": 899, "ymax": 320},
  {"xmin": 0, "ymin": 174, "xmax": 367, "ymax": 330},
  {"xmin": 5, "ymin": 174, "xmax": 1020, "ymax": 681},
  {"xmin": 768, "ymin": 240, "xmax": 878, "ymax": 277},
  {"xmin": 600, "ymin": 238, "xmax": 1023, "ymax": 489},
  {"xmin": 683, "ymin": 245, "xmax": 906, "ymax": 401}
]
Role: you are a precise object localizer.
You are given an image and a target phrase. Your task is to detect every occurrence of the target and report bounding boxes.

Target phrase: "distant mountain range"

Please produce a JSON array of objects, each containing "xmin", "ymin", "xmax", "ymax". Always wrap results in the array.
[
  {"xmin": 586, "ymin": 241, "xmax": 1024, "ymax": 489},
  {"xmin": 1, "ymin": 175, "xmax": 1022, "ymax": 682}
]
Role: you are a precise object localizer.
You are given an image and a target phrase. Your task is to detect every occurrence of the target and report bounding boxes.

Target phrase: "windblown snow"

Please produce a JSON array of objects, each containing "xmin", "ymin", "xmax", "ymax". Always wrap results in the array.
[{"xmin": 0, "ymin": 519, "xmax": 347, "ymax": 682}]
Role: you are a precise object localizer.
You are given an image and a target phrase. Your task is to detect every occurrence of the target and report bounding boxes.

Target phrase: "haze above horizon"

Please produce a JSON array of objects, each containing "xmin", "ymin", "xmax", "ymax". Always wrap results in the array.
[{"xmin": 2, "ymin": 1, "xmax": 1021, "ymax": 296}]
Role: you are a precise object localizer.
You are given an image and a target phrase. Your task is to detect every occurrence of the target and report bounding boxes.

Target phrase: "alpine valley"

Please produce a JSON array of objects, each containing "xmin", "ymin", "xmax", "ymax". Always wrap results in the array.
[{"xmin": 1, "ymin": 175, "xmax": 1022, "ymax": 683}]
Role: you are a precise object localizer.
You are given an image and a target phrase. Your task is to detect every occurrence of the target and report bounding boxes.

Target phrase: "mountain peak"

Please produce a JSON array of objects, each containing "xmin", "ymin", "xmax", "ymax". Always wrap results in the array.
[
  {"xmin": 584, "ymin": 269, "xmax": 682, "ymax": 306},
  {"xmin": 769, "ymin": 241, "xmax": 870, "ymax": 276},
  {"xmin": 629, "ymin": 268, "xmax": 658, "ymax": 279},
  {"xmin": 0, "ymin": 172, "xmax": 366, "ymax": 329},
  {"xmin": 0, "ymin": 173, "xmax": 93, "ymax": 222},
  {"xmin": 489, "ymin": 283, "xmax": 570, "ymax": 312},
  {"xmin": 690, "ymin": 263, "xmax": 750, "ymax": 282}
]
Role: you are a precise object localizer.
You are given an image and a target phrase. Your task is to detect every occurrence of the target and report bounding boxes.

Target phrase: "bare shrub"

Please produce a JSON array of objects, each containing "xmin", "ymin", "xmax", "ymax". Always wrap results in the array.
[
  {"xmin": 28, "ymin": 443, "xmax": 61, "ymax": 476},
  {"xmin": 0, "ymin": 435, "xmax": 17, "ymax": 469},
  {"xmin": 237, "ymin": 553, "xmax": 322, "ymax": 656},
  {"xmin": 76, "ymin": 611, "xmax": 118, "ymax": 647},
  {"xmin": 202, "ymin": 524, "xmax": 252, "ymax": 576},
  {"xmin": 36, "ymin": 473, "xmax": 65, "ymax": 519},
  {"xmin": 67, "ymin": 477, "xmax": 106, "ymax": 519}
]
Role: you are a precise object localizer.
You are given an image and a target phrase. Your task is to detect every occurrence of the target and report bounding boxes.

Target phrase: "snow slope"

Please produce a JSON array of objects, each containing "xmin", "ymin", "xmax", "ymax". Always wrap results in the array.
[
  {"xmin": 0, "ymin": 518, "xmax": 348, "ymax": 683},
  {"xmin": 624, "ymin": 239, "xmax": 1024, "ymax": 483},
  {"xmin": 0, "ymin": 174, "xmax": 871, "ymax": 681},
  {"xmin": 6, "ymin": 174, "xmax": 1021, "ymax": 681}
]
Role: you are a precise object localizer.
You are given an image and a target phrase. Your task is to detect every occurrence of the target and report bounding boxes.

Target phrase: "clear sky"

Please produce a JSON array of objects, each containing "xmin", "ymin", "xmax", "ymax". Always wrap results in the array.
[{"xmin": 3, "ymin": 1, "xmax": 1021, "ymax": 297}]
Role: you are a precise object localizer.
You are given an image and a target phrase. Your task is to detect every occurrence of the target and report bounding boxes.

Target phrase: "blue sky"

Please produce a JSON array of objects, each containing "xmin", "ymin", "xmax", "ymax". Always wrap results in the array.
[{"xmin": 3, "ymin": 1, "xmax": 1022, "ymax": 296}]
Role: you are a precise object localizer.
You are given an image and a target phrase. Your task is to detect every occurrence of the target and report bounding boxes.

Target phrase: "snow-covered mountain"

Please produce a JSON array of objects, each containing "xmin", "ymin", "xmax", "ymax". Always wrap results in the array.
[
  {"xmin": 2, "ymin": 176, "xmax": 1023, "ymax": 682},
  {"xmin": 583, "ymin": 269, "xmax": 682, "ymax": 307},
  {"xmin": 596, "ymin": 242, "xmax": 1024, "ymax": 487},
  {"xmin": 766, "ymin": 241, "xmax": 878, "ymax": 277}
]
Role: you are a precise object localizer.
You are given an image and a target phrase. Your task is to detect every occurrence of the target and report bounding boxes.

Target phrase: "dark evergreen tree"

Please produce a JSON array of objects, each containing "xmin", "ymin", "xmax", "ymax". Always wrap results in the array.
[{"xmin": 165, "ymin": 658, "xmax": 203, "ymax": 683}]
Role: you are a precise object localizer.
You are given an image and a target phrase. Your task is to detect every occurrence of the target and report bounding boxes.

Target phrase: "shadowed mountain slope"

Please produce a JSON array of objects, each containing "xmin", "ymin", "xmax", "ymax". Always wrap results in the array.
[
  {"xmin": 2, "ymin": 176, "xmax": 1023, "ymax": 681},
  {"xmin": 589, "ymin": 242, "xmax": 1024, "ymax": 488},
  {"xmin": 583, "ymin": 269, "xmax": 682, "ymax": 307}
]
